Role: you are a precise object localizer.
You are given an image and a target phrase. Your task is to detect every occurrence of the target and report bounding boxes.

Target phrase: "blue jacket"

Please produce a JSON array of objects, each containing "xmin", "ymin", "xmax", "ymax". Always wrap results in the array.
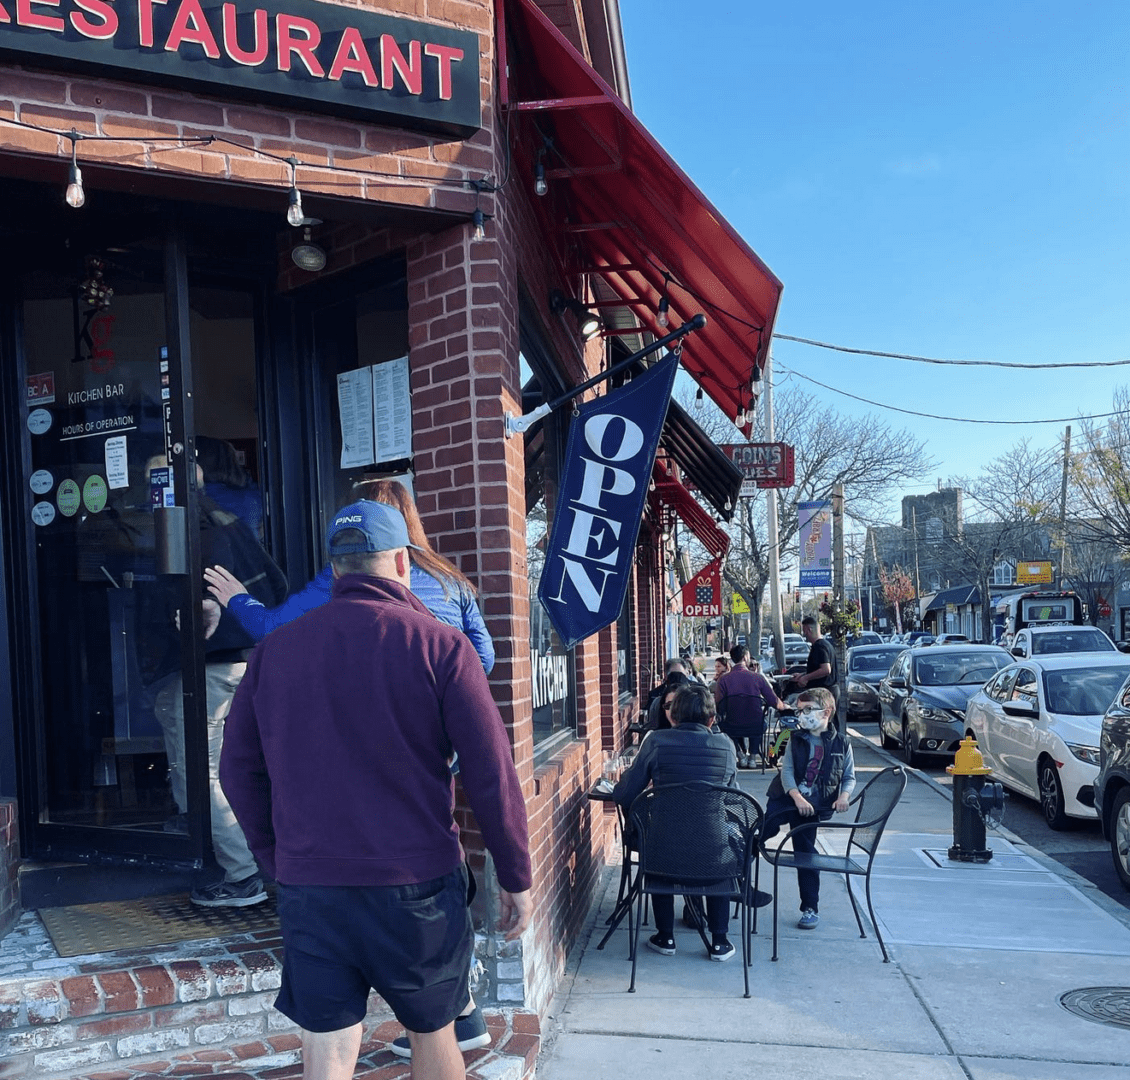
[{"xmin": 228, "ymin": 563, "xmax": 496, "ymax": 673}]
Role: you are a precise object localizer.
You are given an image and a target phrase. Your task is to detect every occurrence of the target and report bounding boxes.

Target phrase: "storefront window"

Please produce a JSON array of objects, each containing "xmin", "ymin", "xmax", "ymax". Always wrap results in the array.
[
  {"xmin": 520, "ymin": 321, "xmax": 577, "ymax": 753},
  {"xmin": 306, "ymin": 262, "xmax": 410, "ymax": 552},
  {"xmin": 617, "ymin": 587, "xmax": 635, "ymax": 698}
]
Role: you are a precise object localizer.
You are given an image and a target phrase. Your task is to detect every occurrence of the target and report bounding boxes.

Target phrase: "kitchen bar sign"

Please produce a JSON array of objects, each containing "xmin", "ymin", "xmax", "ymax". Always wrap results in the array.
[
  {"xmin": 539, "ymin": 353, "xmax": 679, "ymax": 650},
  {"xmin": 0, "ymin": 0, "xmax": 480, "ymax": 135},
  {"xmin": 798, "ymin": 499, "xmax": 832, "ymax": 588}
]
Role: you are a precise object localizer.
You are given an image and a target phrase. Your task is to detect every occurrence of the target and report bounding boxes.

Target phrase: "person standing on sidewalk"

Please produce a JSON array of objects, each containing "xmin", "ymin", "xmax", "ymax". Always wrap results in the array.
[
  {"xmin": 795, "ymin": 615, "xmax": 840, "ymax": 727},
  {"xmin": 220, "ymin": 500, "xmax": 532, "ymax": 1080},
  {"xmin": 761, "ymin": 687, "xmax": 855, "ymax": 930}
]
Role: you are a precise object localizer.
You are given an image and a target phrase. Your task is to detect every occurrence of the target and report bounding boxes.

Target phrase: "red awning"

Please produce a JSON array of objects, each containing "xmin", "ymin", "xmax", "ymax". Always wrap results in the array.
[
  {"xmin": 500, "ymin": 0, "xmax": 783, "ymax": 428},
  {"xmin": 651, "ymin": 460, "xmax": 730, "ymax": 562}
]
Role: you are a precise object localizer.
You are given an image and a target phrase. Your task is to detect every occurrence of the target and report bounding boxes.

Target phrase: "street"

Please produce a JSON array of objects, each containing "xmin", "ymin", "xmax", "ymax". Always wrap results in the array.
[{"xmin": 850, "ymin": 719, "xmax": 1130, "ymax": 911}]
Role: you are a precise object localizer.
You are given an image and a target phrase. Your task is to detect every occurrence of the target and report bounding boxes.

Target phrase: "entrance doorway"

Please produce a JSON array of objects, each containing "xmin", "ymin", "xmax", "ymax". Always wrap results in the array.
[{"xmin": 5, "ymin": 182, "xmax": 278, "ymax": 886}]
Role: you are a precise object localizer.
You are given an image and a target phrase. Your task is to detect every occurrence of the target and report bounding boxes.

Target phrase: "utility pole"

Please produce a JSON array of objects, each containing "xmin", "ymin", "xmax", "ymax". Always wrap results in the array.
[
  {"xmin": 833, "ymin": 482, "xmax": 846, "ymax": 725},
  {"xmin": 763, "ymin": 354, "xmax": 786, "ymax": 672},
  {"xmin": 1059, "ymin": 425, "xmax": 1072, "ymax": 587},
  {"xmin": 911, "ymin": 507, "xmax": 922, "ymax": 626}
]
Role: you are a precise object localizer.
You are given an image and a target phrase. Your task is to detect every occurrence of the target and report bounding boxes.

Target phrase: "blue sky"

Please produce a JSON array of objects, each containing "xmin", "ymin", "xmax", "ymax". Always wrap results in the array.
[{"xmin": 619, "ymin": 1, "xmax": 1129, "ymax": 518}]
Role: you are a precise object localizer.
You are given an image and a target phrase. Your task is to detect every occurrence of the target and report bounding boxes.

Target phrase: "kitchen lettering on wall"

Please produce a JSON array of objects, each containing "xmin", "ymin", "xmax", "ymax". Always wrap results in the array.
[{"xmin": 0, "ymin": 0, "xmax": 480, "ymax": 135}]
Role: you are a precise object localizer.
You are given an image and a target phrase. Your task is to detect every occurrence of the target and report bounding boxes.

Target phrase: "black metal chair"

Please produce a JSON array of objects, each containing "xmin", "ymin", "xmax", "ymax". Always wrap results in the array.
[
  {"xmin": 627, "ymin": 782, "xmax": 763, "ymax": 997},
  {"xmin": 756, "ymin": 766, "xmax": 907, "ymax": 963},
  {"xmin": 595, "ymin": 799, "xmax": 642, "ymax": 950}
]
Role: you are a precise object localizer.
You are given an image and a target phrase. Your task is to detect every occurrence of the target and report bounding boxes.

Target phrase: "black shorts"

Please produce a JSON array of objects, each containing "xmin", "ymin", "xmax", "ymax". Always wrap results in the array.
[{"xmin": 274, "ymin": 864, "xmax": 472, "ymax": 1034}]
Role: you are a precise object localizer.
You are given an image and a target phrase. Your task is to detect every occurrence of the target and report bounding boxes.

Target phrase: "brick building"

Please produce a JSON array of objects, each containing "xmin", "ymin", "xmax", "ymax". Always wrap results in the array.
[{"xmin": 0, "ymin": 0, "xmax": 780, "ymax": 1072}]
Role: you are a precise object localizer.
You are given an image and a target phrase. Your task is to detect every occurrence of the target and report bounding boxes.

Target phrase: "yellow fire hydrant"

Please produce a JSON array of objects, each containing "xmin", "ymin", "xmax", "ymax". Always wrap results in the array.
[{"xmin": 946, "ymin": 736, "xmax": 1003, "ymax": 863}]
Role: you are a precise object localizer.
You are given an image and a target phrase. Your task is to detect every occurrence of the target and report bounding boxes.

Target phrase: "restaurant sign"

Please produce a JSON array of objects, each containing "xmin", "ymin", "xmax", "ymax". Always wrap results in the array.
[
  {"xmin": 0, "ymin": 0, "xmax": 480, "ymax": 135},
  {"xmin": 720, "ymin": 442, "xmax": 795, "ymax": 490}
]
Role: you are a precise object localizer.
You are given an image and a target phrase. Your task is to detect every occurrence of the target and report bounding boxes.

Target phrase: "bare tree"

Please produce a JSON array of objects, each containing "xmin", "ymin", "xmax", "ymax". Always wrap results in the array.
[
  {"xmin": 676, "ymin": 385, "xmax": 933, "ymax": 650},
  {"xmin": 1074, "ymin": 386, "xmax": 1130, "ymax": 550}
]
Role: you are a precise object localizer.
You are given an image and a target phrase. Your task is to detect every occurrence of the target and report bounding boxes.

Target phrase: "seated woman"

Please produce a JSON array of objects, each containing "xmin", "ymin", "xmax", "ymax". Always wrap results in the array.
[
  {"xmin": 611, "ymin": 683, "xmax": 741, "ymax": 962},
  {"xmin": 204, "ymin": 479, "xmax": 494, "ymax": 673}
]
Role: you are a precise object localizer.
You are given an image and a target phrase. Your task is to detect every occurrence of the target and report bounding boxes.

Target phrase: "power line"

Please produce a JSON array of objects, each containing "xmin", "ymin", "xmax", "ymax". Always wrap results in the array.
[
  {"xmin": 778, "ymin": 363, "xmax": 1121, "ymax": 425},
  {"xmin": 774, "ymin": 333, "xmax": 1130, "ymax": 369}
]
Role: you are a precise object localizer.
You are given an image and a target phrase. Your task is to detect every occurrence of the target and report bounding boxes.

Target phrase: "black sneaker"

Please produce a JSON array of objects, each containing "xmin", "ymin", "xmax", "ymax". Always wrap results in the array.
[
  {"xmin": 708, "ymin": 940, "xmax": 736, "ymax": 963},
  {"xmin": 190, "ymin": 875, "xmax": 267, "ymax": 908},
  {"xmin": 646, "ymin": 934, "xmax": 676, "ymax": 956},
  {"xmin": 388, "ymin": 1006, "xmax": 491, "ymax": 1058}
]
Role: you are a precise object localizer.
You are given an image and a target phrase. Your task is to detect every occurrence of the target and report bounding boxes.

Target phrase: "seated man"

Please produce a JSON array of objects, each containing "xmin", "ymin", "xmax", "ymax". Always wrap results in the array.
[
  {"xmin": 612, "ymin": 684, "xmax": 741, "ymax": 962},
  {"xmin": 762, "ymin": 687, "xmax": 856, "ymax": 931},
  {"xmin": 716, "ymin": 644, "xmax": 791, "ymax": 768}
]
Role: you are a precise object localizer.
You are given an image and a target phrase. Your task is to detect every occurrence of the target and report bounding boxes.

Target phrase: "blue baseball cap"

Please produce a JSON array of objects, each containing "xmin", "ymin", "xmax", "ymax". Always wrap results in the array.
[{"xmin": 326, "ymin": 500, "xmax": 421, "ymax": 555}]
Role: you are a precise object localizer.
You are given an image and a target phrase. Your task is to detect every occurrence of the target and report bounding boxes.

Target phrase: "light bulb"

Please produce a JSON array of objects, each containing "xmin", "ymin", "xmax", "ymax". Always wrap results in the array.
[
  {"xmin": 65, "ymin": 164, "xmax": 85, "ymax": 209},
  {"xmin": 287, "ymin": 186, "xmax": 304, "ymax": 227},
  {"xmin": 736, "ymin": 408, "xmax": 747, "ymax": 427},
  {"xmin": 694, "ymin": 386, "xmax": 704, "ymax": 410},
  {"xmin": 471, "ymin": 208, "xmax": 486, "ymax": 241},
  {"xmin": 657, "ymin": 295, "xmax": 670, "ymax": 328},
  {"xmin": 534, "ymin": 162, "xmax": 548, "ymax": 197}
]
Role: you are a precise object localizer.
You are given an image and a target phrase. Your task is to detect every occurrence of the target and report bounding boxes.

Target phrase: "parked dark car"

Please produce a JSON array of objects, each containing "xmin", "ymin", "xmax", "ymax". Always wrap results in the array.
[
  {"xmin": 1095, "ymin": 672, "xmax": 1130, "ymax": 890},
  {"xmin": 904, "ymin": 631, "xmax": 935, "ymax": 647},
  {"xmin": 845, "ymin": 631, "xmax": 883, "ymax": 650},
  {"xmin": 846, "ymin": 644, "xmax": 906, "ymax": 722},
  {"xmin": 878, "ymin": 644, "xmax": 1011, "ymax": 766}
]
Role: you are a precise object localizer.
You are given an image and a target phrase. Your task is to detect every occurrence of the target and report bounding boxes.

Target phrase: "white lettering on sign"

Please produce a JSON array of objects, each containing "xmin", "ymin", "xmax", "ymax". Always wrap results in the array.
[
  {"xmin": 67, "ymin": 383, "xmax": 125, "ymax": 405},
  {"xmin": 531, "ymin": 650, "xmax": 569, "ymax": 709},
  {"xmin": 548, "ymin": 413, "xmax": 645, "ymax": 614}
]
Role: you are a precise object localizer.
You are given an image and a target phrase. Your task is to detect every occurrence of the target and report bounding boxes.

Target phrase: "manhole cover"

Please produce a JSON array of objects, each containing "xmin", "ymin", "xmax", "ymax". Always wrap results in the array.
[{"xmin": 1060, "ymin": 987, "xmax": 1130, "ymax": 1029}]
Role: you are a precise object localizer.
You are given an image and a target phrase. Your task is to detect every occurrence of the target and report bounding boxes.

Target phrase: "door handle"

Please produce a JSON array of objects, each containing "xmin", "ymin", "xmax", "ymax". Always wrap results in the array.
[{"xmin": 154, "ymin": 506, "xmax": 187, "ymax": 575}]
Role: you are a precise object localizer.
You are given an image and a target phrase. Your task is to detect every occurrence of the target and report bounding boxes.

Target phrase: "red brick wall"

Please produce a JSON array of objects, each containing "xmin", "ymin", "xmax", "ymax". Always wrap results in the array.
[{"xmin": 0, "ymin": 0, "xmax": 492, "ymax": 224}]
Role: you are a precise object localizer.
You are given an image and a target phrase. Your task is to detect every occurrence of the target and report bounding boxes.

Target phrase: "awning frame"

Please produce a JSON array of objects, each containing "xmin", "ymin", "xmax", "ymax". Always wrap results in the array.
[{"xmin": 496, "ymin": 0, "xmax": 783, "ymax": 431}]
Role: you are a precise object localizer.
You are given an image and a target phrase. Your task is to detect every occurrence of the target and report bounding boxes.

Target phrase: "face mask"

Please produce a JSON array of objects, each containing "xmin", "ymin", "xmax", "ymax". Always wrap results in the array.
[{"xmin": 797, "ymin": 708, "xmax": 825, "ymax": 732}]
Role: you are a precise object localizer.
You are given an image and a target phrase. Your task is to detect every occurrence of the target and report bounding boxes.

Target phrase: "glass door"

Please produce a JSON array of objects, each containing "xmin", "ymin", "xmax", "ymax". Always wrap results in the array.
[{"xmin": 17, "ymin": 222, "xmax": 209, "ymax": 864}]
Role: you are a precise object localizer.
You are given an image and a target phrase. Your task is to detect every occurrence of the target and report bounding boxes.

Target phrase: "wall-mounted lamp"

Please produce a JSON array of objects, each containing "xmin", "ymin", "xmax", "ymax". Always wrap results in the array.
[
  {"xmin": 549, "ymin": 288, "xmax": 603, "ymax": 341},
  {"xmin": 65, "ymin": 130, "xmax": 84, "ymax": 209},
  {"xmin": 291, "ymin": 225, "xmax": 327, "ymax": 272}
]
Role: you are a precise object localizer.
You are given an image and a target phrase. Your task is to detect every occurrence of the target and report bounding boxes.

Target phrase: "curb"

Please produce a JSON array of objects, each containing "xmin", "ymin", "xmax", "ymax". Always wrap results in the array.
[{"xmin": 847, "ymin": 726, "xmax": 1130, "ymax": 933}]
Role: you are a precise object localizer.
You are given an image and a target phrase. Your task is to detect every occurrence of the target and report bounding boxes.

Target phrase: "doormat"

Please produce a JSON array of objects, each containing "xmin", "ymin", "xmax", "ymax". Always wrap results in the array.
[{"xmin": 38, "ymin": 890, "xmax": 279, "ymax": 957}]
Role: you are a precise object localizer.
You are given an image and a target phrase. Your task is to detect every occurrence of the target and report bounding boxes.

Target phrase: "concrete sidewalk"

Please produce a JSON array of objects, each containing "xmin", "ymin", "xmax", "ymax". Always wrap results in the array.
[{"xmin": 536, "ymin": 736, "xmax": 1130, "ymax": 1080}]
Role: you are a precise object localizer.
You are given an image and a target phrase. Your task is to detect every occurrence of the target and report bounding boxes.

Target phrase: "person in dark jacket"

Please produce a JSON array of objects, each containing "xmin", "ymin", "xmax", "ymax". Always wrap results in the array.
[
  {"xmin": 762, "ymin": 687, "xmax": 856, "ymax": 931},
  {"xmin": 220, "ymin": 500, "xmax": 531, "ymax": 1080},
  {"xmin": 613, "ymin": 683, "xmax": 741, "ymax": 962},
  {"xmin": 644, "ymin": 670, "xmax": 692, "ymax": 731},
  {"xmin": 146, "ymin": 456, "xmax": 288, "ymax": 910},
  {"xmin": 716, "ymin": 645, "xmax": 791, "ymax": 768}
]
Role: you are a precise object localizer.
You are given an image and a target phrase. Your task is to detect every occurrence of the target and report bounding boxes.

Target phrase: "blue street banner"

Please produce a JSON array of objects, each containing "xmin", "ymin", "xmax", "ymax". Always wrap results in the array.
[
  {"xmin": 798, "ymin": 500, "xmax": 833, "ymax": 587},
  {"xmin": 538, "ymin": 353, "xmax": 680, "ymax": 649}
]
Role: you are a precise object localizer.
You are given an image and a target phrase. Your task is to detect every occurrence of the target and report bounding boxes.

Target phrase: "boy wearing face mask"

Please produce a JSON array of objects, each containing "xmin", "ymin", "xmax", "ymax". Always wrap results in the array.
[{"xmin": 761, "ymin": 687, "xmax": 855, "ymax": 930}]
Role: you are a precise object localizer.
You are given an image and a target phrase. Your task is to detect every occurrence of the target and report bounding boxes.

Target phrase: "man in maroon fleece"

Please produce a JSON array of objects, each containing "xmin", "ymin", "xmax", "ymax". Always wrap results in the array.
[{"xmin": 220, "ymin": 500, "xmax": 532, "ymax": 1080}]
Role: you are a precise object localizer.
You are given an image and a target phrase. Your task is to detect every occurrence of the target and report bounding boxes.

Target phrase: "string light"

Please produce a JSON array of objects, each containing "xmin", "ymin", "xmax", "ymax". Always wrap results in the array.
[
  {"xmin": 694, "ymin": 386, "xmax": 704, "ymax": 410},
  {"xmin": 64, "ymin": 130, "xmax": 84, "ymax": 208},
  {"xmin": 285, "ymin": 157, "xmax": 305, "ymax": 227}
]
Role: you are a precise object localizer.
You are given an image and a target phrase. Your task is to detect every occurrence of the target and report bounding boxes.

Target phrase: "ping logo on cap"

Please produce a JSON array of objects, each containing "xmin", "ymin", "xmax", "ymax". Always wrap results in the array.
[{"xmin": 336, "ymin": 514, "xmax": 364, "ymax": 526}]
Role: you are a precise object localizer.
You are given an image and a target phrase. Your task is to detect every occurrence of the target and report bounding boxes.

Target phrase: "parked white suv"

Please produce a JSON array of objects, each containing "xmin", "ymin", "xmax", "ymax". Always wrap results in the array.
[{"xmin": 1009, "ymin": 625, "xmax": 1116, "ymax": 660}]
